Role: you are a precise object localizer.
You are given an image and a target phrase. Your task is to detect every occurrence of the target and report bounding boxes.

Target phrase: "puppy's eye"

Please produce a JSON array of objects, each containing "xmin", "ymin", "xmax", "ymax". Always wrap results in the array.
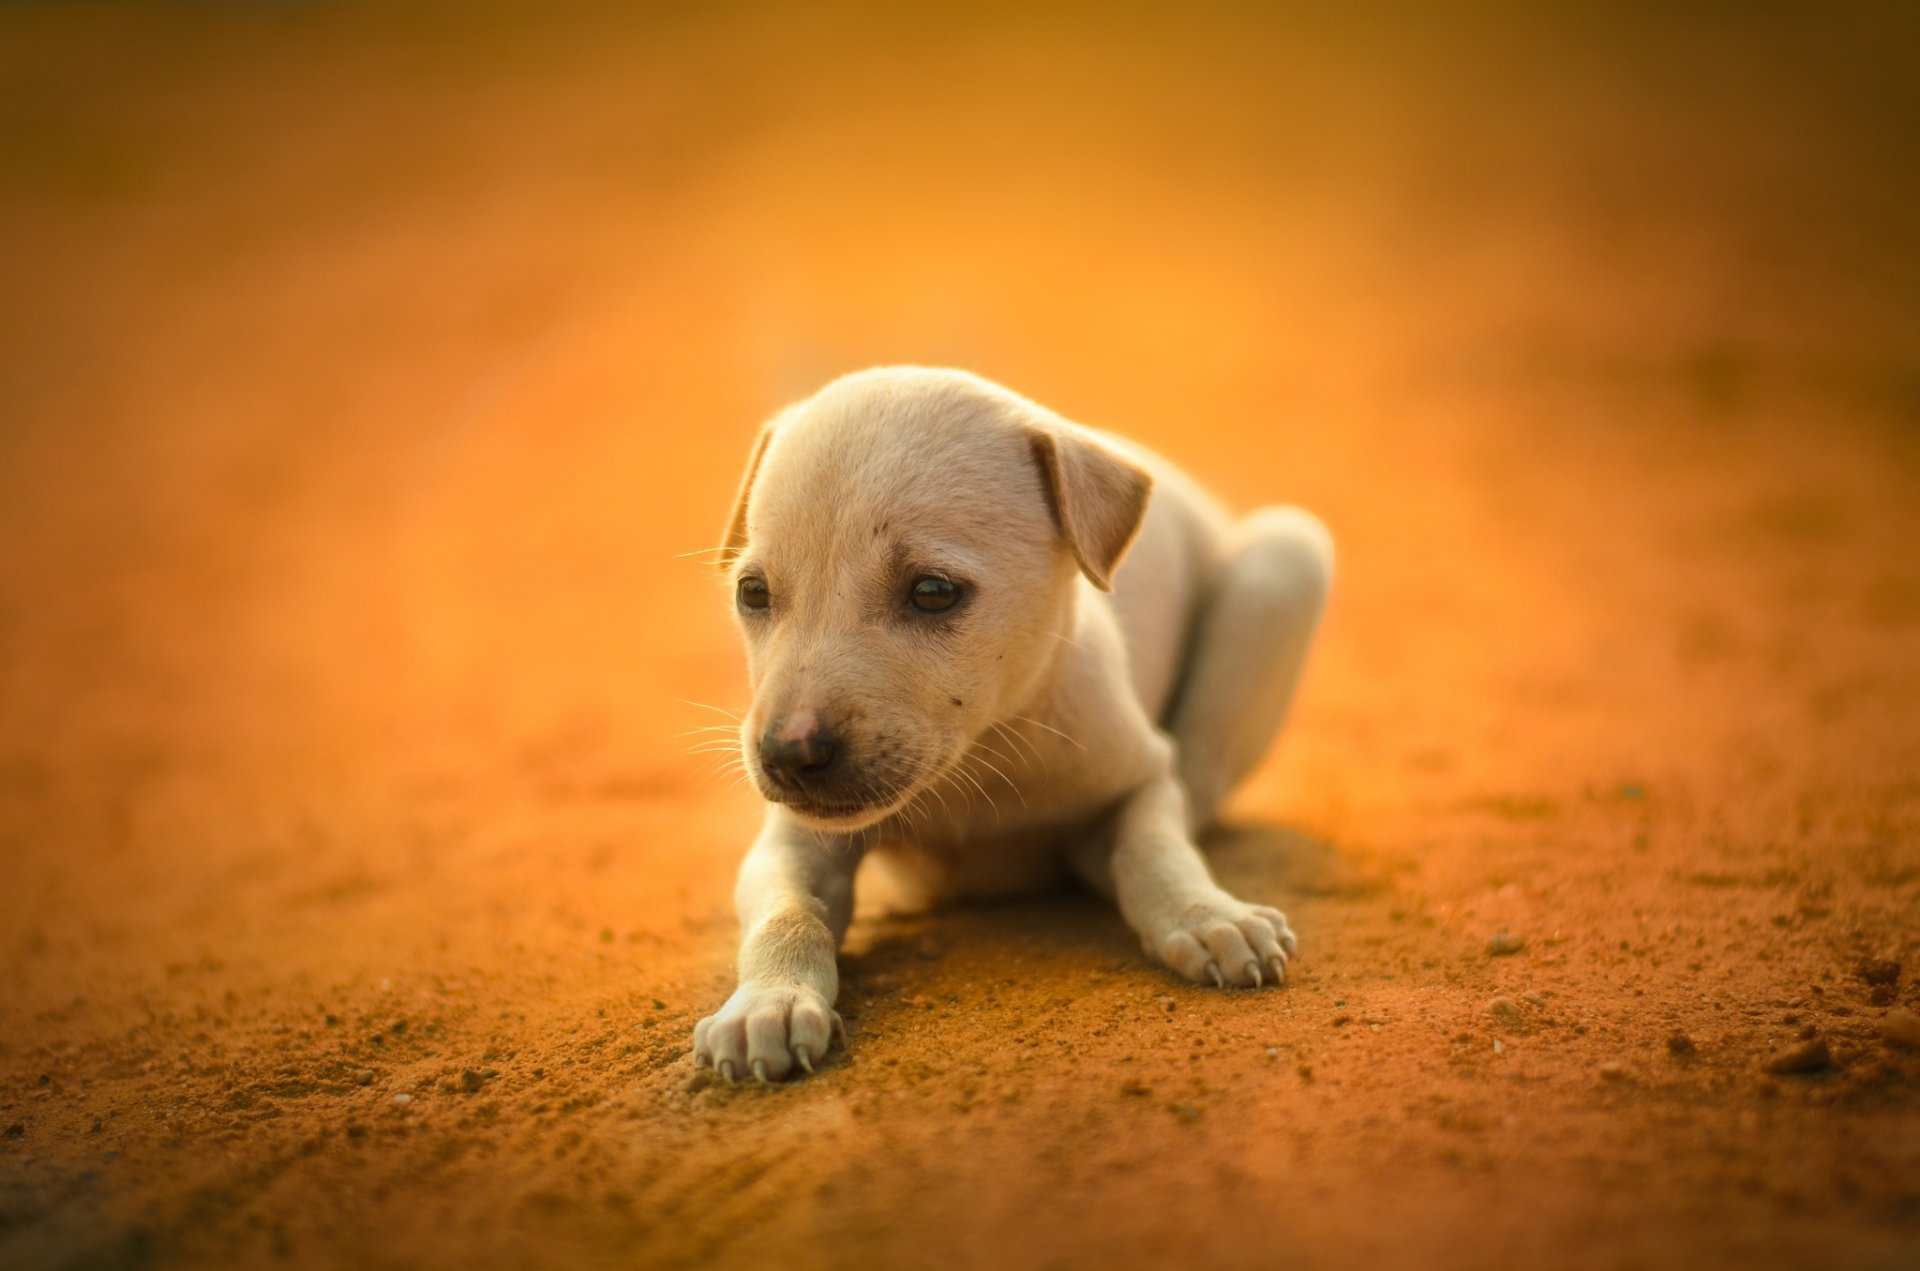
[
  {"xmin": 737, "ymin": 577, "xmax": 771, "ymax": 612},
  {"xmin": 908, "ymin": 576, "xmax": 961, "ymax": 614}
]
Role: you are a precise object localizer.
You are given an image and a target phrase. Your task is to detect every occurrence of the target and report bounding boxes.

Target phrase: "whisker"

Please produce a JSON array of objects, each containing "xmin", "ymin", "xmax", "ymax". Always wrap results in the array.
[
  {"xmin": 989, "ymin": 720, "xmax": 1044, "ymax": 767},
  {"xmin": 1014, "ymin": 715, "xmax": 1085, "ymax": 750},
  {"xmin": 972, "ymin": 739, "xmax": 1027, "ymax": 777},
  {"xmin": 969, "ymin": 753, "xmax": 1027, "ymax": 810},
  {"xmin": 951, "ymin": 764, "xmax": 1001, "ymax": 826},
  {"xmin": 679, "ymin": 699, "xmax": 744, "ymax": 721}
]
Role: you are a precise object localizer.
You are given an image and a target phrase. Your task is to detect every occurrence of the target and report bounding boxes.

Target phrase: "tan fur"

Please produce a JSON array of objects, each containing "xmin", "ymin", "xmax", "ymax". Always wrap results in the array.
[{"xmin": 692, "ymin": 367, "xmax": 1332, "ymax": 1084}]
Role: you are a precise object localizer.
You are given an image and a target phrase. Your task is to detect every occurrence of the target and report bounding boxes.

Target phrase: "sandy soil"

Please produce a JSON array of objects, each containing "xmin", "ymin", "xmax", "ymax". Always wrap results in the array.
[{"xmin": 2, "ymin": 3, "xmax": 1918, "ymax": 1268}]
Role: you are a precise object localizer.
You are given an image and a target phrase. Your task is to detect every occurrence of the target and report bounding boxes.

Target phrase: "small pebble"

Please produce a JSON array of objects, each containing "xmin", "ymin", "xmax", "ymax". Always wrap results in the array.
[
  {"xmin": 460, "ymin": 1068, "xmax": 484, "ymax": 1092},
  {"xmin": 1485, "ymin": 996, "xmax": 1521, "ymax": 1020},
  {"xmin": 1666, "ymin": 1032, "xmax": 1696, "ymax": 1056},
  {"xmin": 1487, "ymin": 932, "xmax": 1526, "ymax": 957},
  {"xmin": 1522, "ymin": 991, "xmax": 1548, "ymax": 1009},
  {"xmin": 1598, "ymin": 1061, "xmax": 1628, "ymax": 1081},
  {"xmin": 1855, "ymin": 958, "xmax": 1900, "ymax": 987},
  {"xmin": 354, "ymin": 1069, "xmax": 374, "ymax": 1086},
  {"xmin": 391, "ymin": 1092, "xmax": 413, "ymax": 1104},
  {"xmin": 1878, "ymin": 1008, "xmax": 1920, "ymax": 1050},
  {"xmin": 1762, "ymin": 1038, "xmax": 1831, "ymax": 1075},
  {"xmin": 1119, "ymin": 1079, "xmax": 1151, "ymax": 1098}
]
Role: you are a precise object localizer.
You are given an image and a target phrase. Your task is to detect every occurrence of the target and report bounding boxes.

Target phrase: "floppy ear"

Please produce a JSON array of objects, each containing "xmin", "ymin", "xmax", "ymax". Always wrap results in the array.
[
  {"xmin": 1027, "ymin": 426, "xmax": 1154, "ymax": 591},
  {"xmin": 718, "ymin": 420, "xmax": 777, "ymax": 572}
]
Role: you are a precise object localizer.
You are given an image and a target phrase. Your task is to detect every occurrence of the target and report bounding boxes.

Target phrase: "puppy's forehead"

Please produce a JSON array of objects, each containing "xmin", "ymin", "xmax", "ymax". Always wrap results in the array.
[{"xmin": 750, "ymin": 391, "xmax": 1050, "ymax": 553}]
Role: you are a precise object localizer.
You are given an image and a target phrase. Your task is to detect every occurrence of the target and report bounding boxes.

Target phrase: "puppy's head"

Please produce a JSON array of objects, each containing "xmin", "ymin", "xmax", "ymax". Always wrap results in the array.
[{"xmin": 718, "ymin": 368, "xmax": 1151, "ymax": 831}]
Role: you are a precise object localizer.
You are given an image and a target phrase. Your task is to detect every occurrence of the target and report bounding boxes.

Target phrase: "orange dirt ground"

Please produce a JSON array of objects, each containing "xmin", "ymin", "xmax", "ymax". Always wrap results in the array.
[{"xmin": 2, "ymin": 4, "xmax": 1918, "ymax": 1268}]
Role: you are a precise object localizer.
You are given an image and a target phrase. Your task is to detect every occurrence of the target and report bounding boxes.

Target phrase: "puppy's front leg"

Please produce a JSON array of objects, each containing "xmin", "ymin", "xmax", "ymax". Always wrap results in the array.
[
  {"xmin": 693, "ymin": 810, "xmax": 858, "ymax": 1083},
  {"xmin": 1103, "ymin": 773, "xmax": 1298, "ymax": 989}
]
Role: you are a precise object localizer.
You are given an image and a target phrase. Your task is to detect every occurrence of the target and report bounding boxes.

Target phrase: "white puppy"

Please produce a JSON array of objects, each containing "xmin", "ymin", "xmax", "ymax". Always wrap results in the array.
[{"xmin": 693, "ymin": 368, "xmax": 1332, "ymax": 1083}]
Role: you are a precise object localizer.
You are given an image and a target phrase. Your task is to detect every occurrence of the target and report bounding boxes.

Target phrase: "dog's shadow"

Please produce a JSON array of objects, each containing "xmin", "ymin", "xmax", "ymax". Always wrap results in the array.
[{"xmin": 839, "ymin": 820, "xmax": 1370, "ymax": 999}]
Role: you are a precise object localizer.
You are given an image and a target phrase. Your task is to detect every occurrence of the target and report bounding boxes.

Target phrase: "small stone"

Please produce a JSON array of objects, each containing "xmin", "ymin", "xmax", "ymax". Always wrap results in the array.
[
  {"xmin": 1119, "ymin": 1079, "xmax": 1150, "ymax": 1098},
  {"xmin": 1331, "ymin": 1013, "xmax": 1352, "ymax": 1027},
  {"xmin": 1485, "ymin": 996, "xmax": 1521, "ymax": 1020},
  {"xmin": 1487, "ymin": 932, "xmax": 1526, "ymax": 957},
  {"xmin": 1878, "ymin": 1008, "xmax": 1920, "ymax": 1050},
  {"xmin": 1522, "ymin": 992, "xmax": 1548, "ymax": 1009},
  {"xmin": 1666, "ymin": 1032, "xmax": 1696, "ymax": 1055},
  {"xmin": 1597, "ymin": 1061, "xmax": 1628, "ymax": 1081},
  {"xmin": 682, "ymin": 1070, "xmax": 714, "ymax": 1094},
  {"xmin": 480, "ymin": 1067, "xmax": 498, "ymax": 1079},
  {"xmin": 2, "ymin": 1122, "xmax": 22, "ymax": 1139},
  {"xmin": 391, "ymin": 1092, "xmax": 413, "ymax": 1104},
  {"xmin": 1868, "ymin": 984, "xmax": 1895, "ymax": 1007},
  {"xmin": 1762, "ymin": 1038, "xmax": 1831, "ymax": 1075},
  {"xmin": 1296, "ymin": 1063, "xmax": 1313, "ymax": 1081},
  {"xmin": 460, "ymin": 1068, "xmax": 484, "ymax": 1092},
  {"xmin": 1856, "ymin": 958, "xmax": 1900, "ymax": 987},
  {"xmin": 354, "ymin": 1069, "xmax": 375, "ymax": 1086}
]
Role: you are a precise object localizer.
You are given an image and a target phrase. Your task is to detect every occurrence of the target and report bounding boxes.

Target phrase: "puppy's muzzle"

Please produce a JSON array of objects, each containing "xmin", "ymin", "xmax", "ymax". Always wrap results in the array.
[{"xmin": 755, "ymin": 711, "xmax": 911, "ymax": 824}]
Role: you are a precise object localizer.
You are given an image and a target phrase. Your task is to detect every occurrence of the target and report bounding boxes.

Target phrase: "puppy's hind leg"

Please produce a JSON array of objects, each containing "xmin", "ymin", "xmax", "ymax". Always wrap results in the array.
[{"xmin": 1167, "ymin": 506, "xmax": 1332, "ymax": 834}]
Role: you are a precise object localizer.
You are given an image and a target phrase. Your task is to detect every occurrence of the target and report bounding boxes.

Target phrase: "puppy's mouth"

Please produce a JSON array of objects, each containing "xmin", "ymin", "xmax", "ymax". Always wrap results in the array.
[
  {"xmin": 781, "ymin": 798, "xmax": 886, "ymax": 827},
  {"xmin": 754, "ymin": 776, "xmax": 916, "ymax": 832}
]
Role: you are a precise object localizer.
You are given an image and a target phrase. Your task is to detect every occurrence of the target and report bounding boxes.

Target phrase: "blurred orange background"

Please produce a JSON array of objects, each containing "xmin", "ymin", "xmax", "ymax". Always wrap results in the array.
[{"xmin": 2, "ymin": 3, "xmax": 1917, "ymax": 1267}]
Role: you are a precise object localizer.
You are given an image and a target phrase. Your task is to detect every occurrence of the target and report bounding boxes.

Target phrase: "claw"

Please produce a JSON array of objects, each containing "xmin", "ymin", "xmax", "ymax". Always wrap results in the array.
[
  {"xmin": 1281, "ymin": 931, "xmax": 1299, "ymax": 955},
  {"xmin": 693, "ymin": 1051, "xmax": 712, "ymax": 1069},
  {"xmin": 1245, "ymin": 961, "xmax": 1263, "ymax": 989},
  {"xmin": 1268, "ymin": 954, "xmax": 1289, "ymax": 983},
  {"xmin": 718, "ymin": 1059, "xmax": 738, "ymax": 1085},
  {"xmin": 751, "ymin": 1060, "xmax": 770, "ymax": 1085},
  {"xmin": 1207, "ymin": 961, "xmax": 1225, "ymax": 989},
  {"xmin": 795, "ymin": 1047, "xmax": 815, "ymax": 1075},
  {"xmin": 830, "ymin": 1011, "xmax": 847, "ymax": 1043}
]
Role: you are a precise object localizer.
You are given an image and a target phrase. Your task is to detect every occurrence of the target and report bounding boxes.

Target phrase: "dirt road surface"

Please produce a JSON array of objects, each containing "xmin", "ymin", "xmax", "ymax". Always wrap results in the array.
[{"xmin": 3, "ymin": 4, "xmax": 1918, "ymax": 1268}]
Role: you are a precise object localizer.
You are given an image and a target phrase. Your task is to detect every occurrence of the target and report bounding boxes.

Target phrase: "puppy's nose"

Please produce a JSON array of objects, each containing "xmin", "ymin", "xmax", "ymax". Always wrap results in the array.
[{"xmin": 759, "ymin": 725, "xmax": 842, "ymax": 791}]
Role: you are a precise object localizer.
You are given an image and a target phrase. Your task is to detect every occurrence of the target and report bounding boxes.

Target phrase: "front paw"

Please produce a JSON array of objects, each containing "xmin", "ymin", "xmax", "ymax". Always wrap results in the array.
[
  {"xmin": 1146, "ymin": 895, "xmax": 1298, "ymax": 988},
  {"xmin": 692, "ymin": 982, "xmax": 841, "ymax": 1084}
]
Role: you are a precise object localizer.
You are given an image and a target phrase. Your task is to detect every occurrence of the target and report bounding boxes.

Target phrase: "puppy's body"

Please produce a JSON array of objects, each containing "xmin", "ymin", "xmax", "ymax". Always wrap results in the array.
[{"xmin": 694, "ymin": 369, "xmax": 1331, "ymax": 1082}]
